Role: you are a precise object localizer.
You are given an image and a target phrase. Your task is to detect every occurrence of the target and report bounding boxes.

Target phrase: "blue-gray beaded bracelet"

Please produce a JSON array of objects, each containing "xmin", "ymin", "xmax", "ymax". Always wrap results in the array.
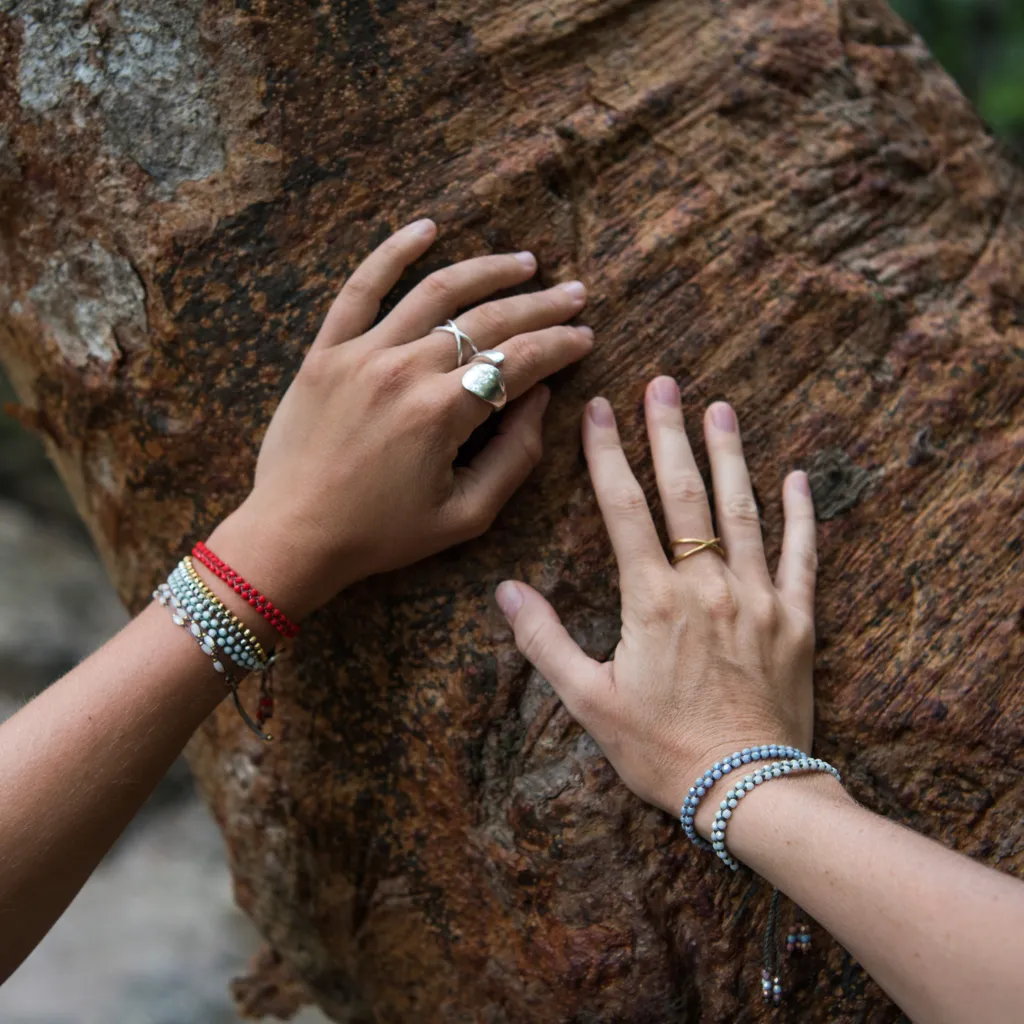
[
  {"xmin": 679, "ymin": 745, "xmax": 807, "ymax": 850},
  {"xmin": 710, "ymin": 756, "xmax": 842, "ymax": 871},
  {"xmin": 155, "ymin": 571, "xmax": 277, "ymax": 742},
  {"xmin": 166, "ymin": 560, "xmax": 268, "ymax": 673}
]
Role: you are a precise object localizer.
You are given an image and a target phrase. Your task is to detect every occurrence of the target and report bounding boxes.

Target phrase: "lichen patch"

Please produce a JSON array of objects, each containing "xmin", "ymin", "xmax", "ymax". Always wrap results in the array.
[
  {"xmin": 4, "ymin": 0, "xmax": 225, "ymax": 189},
  {"xmin": 27, "ymin": 240, "xmax": 146, "ymax": 367}
]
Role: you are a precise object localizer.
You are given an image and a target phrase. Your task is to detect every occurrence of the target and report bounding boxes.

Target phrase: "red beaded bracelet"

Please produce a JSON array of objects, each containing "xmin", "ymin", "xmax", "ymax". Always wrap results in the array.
[{"xmin": 192, "ymin": 541, "xmax": 301, "ymax": 639}]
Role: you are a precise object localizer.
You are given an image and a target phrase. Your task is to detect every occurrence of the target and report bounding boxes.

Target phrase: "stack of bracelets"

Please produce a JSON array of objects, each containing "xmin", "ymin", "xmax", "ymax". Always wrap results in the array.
[
  {"xmin": 680, "ymin": 746, "xmax": 842, "ymax": 1006},
  {"xmin": 153, "ymin": 545, "xmax": 301, "ymax": 741}
]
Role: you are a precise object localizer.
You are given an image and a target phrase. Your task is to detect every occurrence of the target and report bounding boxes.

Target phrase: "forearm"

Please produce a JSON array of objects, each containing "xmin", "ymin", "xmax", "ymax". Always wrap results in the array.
[
  {"xmin": 717, "ymin": 775, "xmax": 1024, "ymax": 1022},
  {"xmin": 0, "ymin": 502, "xmax": 305, "ymax": 980},
  {"xmin": 0, "ymin": 601, "xmax": 228, "ymax": 979},
  {"xmin": 0, "ymin": 505, "xmax": 295, "ymax": 973}
]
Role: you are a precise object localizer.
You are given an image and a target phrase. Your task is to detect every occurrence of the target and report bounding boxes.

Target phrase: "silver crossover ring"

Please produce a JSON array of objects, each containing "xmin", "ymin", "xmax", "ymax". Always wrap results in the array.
[
  {"xmin": 462, "ymin": 350, "xmax": 507, "ymax": 410},
  {"xmin": 433, "ymin": 319, "xmax": 477, "ymax": 367}
]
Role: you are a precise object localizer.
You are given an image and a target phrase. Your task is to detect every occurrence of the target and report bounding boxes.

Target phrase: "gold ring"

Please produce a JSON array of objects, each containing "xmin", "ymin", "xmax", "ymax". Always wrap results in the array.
[{"xmin": 670, "ymin": 537, "xmax": 725, "ymax": 564}]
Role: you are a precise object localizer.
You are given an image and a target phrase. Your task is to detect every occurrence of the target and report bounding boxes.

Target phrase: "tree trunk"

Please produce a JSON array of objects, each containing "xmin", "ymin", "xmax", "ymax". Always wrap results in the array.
[{"xmin": 1, "ymin": 0, "xmax": 1021, "ymax": 1020}]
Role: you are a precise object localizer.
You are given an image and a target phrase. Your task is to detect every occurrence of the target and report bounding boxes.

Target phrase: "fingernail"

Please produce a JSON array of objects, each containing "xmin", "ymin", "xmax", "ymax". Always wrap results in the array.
[
  {"xmin": 410, "ymin": 218, "xmax": 435, "ymax": 236},
  {"xmin": 577, "ymin": 325, "xmax": 594, "ymax": 342},
  {"xmin": 588, "ymin": 396, "xmax": 614, "ymax": 427},
  {"xmin": 710, "ymin": 402, "xmax": 737, "ymax": 432},
  {"xmin": 651, "ymin": 376, "xmax": 678, "ymax": 405},
  {"xmin": 496, "ymin": 581, "xmax": 523, "ymax": 620},
  {"xmin": 514, "ymin": 251, "xmax": 536, "ymax": 268},
  {"xmin": 562, "ymin": 280, "xmax": 586, "ymax": 301},
  {"xmin": 793, "ymin": 471, "xmax": 811, "ymax": 496}
]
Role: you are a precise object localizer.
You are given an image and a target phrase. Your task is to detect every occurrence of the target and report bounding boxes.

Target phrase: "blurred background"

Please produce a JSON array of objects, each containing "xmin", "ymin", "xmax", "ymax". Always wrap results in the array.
[
  {"xmin": 893, "ymin": 0, "xmax": 1024, "ymax": 149},
  {"xmin": 0, "ymin": 2, "xmax": 1020, "ymax": 1021}
]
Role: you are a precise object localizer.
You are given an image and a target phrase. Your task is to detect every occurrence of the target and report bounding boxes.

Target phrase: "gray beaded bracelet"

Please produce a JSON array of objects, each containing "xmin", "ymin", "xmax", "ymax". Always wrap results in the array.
[
  {"xmin": 680, "ymin": 748, "xmax": 842, "ymax": 1007},
  {"xmin": 710, "ymin": 756, "xmax": 842, "ymax": 870},
  {"xmin": 680, "ymin": 745, "xmax": 807, "ymax": 849}
]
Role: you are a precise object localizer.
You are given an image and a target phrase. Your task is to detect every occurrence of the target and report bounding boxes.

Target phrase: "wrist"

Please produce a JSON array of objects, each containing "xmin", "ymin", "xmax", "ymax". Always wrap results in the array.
[
  {"xmin": 203, "ymin": 503, "xmax": 328, "ymax": 632},
  {"xmin": 721, "ymin": 771, "xmax": 853, "ymax": 871},
  {"xmin": 685, "ymin": 740, "xmax": 814, "ymax": 839}
]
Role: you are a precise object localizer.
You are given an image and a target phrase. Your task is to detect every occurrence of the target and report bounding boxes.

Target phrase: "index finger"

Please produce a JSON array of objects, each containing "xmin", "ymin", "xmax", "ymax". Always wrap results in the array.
[
  {"xmin": 311, "ymin": 218, "xmax": 438, "ymax": 350},
  {"xmin": 583, "ymin": 397, "xmax": 666, "ymax": 584}
]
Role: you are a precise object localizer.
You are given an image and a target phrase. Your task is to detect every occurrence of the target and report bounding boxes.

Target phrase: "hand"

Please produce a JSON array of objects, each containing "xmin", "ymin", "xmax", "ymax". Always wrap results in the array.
[
  {"xmin": 496, "ymin": 376, "xmax": 817, "ymax": 831},
  {"xmin": 208, "ymin": 219, "xmax": 593, "ymax": 618}
]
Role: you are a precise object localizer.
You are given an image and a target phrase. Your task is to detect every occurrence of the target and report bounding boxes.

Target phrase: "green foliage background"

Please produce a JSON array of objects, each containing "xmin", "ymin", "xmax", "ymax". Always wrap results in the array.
[{"xmin": 893, "ymin": 0, "xmax": 1024, "ymax": 148}]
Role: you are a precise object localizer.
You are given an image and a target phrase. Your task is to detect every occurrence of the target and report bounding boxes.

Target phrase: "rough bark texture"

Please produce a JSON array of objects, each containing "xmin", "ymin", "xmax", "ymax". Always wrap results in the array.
[{"xmin": 1, "ymin": 0, "xmax": 1021, "ymax": 1021}]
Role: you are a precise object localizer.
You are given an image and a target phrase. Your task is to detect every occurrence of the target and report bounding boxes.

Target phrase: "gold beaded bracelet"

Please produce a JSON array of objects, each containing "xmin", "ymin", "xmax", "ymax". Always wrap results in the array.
[{"xmin": 180, "ymin": 555, "xmax": 269, "ymax": 664}]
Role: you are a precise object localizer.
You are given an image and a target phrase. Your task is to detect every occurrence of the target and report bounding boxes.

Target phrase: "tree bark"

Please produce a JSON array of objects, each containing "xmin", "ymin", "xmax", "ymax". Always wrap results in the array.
[{"xmin": 1, "ymin": 0, "xmax": 1021, "ymax": 1020}]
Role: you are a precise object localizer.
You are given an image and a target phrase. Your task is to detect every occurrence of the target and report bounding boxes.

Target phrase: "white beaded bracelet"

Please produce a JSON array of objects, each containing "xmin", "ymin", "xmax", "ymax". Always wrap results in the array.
[{"xmin": 155, "ymin": 562, "xmax": 277, "ymax": 742}]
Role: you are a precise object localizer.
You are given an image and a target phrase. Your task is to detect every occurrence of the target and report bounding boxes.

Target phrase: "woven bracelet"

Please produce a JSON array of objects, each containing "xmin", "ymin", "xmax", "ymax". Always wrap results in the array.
[{"xmin": 192, "ymin": 541, "xmax": 300, "ymax": 639}]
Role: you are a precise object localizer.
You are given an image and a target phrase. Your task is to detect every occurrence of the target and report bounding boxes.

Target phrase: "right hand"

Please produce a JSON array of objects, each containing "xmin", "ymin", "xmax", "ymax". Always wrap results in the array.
[
  {"xmin": 208, "ymin": 219, "xmax": 594, "ymax": 619},
  {"xmin": 496, "ymin": 376, "xmax": 818, "ymax": 828}
]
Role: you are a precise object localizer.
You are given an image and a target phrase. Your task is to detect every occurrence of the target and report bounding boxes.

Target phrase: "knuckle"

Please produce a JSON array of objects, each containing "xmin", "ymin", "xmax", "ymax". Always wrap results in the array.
[
  {"xmin": 724, "ymin": 493, "xmax": 762, "ymax": 527},
  {"xmin": 700, "ymin": 578, "xmax": 739, "ymax": 621},
  {"xmin": 368, "ymin": 351, "xmax": 416, "ymax": 399},
  {"xmin": 421, "ymin": 270, "xmax": 456, "ymax": 307},
  {"xmin": 606, "ymin": 485, "xmax": 648, "ymax": 518},
  {"xmin": 300, "ymin": 348, "xmax": 333, "ymax": 382},
  {"xmin": 377, "ymin": 234, "xmax": 405, "ymax": 260},
  {"xmin": 510, "ymin": 334, "xmax": 544, "ymax": 374},
  {"xmin": 663, "ymin": 473, "xmax": 707, "ymax": 507},
  {"xmin": 797, "ymin": 540, "xmax": 819, "ymax": 575},
  {"xmin": 751, "ymin": 592, "xmax": 780, "ymax": 631},
  {"xmin": 341, "ymin": 273, "xmax": 375, "ymax": 305},
  {"xmin": 473, "ymin": 305, "xmax": 509, "ymax": 340},
  {"xmin": 517, "ymin": 617, "xmax": 550, "ymax": 664},
  {"xmin": 408, "ymin": 385, "xmax": 448, "ymax": 427},
  {"xmin": 793, "ymin": 614, "xmax": 816, "ymax": 651},
  {"xmin": 514, "ymin": 428, "xmax": 543, "ymax": 466},
  {"xmin": 534, "ymin": 290, "xmax": 565, "ymax": 322},
  {"xmin": 556, "ymin": 324, "xmax": 580, "ymax": 347},
  {"xmin": 461, "ymin": 498, "xmax": 496, "ymax": 539},
  {"xmin": 641, "ymin": 578, "xmax": 680, "ymax": 623}
]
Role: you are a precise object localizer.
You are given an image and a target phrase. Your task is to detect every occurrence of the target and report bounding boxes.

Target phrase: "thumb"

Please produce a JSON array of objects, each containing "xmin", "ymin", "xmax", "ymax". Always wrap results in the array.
[{"xmin": 495, "ymin": 581, "xmax": 605, "ymax": 710}]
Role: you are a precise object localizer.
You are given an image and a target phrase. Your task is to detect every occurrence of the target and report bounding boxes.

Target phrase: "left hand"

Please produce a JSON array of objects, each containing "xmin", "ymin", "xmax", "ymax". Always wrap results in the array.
[{"xmin": 496, "ymin": 377, "xmax": 817, "ymax": 823}]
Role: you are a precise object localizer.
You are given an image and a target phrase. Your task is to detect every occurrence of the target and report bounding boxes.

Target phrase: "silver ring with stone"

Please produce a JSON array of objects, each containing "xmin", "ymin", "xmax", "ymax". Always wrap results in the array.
[
  {"xmin": 462, "ymin": 350, "xmax": 507, "ymax": 410},
  {"xmin": 433, "ymin": 319, "xmax": 477, "ymax": 367}
]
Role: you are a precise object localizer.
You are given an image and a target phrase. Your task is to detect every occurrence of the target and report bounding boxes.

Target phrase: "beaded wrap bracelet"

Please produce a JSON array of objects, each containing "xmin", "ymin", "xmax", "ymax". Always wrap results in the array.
[
  {"xmin": 155, "ymin": 556, "xmax": 278, "ymax": 741},
  {"xmin": 170, "ymin": 558, "xmax": 268, "ymax": 672},
  {"xmin": 192, "ymin": 541, "xmax": 300, "ymax": 639},
  {"xmin": 680, "ymin": 744, "xmax": 807, "ymax": 849},
  {"xmin": 679, "ymin": 745, "xmax": 842, "ymax": 1007},
  {"xmin": 710, "ymin": 756, "xmax": 842, "ymax": 871}
]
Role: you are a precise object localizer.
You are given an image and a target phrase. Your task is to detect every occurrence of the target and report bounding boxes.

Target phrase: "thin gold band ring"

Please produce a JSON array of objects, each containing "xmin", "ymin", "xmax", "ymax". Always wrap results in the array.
[{"xmin": 670, "ymin": 537, "xmax": 725, "ymax": 564}]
